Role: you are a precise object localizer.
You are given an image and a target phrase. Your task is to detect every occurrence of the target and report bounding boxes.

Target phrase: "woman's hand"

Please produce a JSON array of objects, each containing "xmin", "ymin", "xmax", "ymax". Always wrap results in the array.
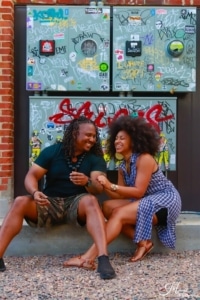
[{"xmin": 97, "ymin": 175, "xmax": 111, "ymax": 190}]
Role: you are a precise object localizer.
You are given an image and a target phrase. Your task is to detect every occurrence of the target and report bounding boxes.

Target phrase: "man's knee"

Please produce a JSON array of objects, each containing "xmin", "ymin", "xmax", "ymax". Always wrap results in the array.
[
  {"xmin": 81, "ymin": 194, "xmax": 99, "ymax": 208},
  {"xmin": 12, "ymin": 195, "xmax": 32, "ymax": 211}
]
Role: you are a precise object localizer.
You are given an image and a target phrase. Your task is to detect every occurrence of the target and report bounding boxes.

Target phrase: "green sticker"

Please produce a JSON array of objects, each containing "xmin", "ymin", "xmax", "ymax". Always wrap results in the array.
[{"xmin": 100, "ymin": 63, "xmax": 109, "ymax": 72}]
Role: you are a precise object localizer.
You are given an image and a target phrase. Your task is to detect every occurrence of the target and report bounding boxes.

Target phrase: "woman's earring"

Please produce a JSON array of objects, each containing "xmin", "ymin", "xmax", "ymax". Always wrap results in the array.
[{"xmin": 115, "ymin": 153, "xmax": 124, "ymax": 160}]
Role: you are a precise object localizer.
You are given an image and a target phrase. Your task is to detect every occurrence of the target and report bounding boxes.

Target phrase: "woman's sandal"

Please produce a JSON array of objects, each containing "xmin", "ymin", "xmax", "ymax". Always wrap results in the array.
[
  {"xmin": 129, "ymin": 242, "xmax": 154, "ymax": 262},
  {"xmin": 63, "ymin": 255, "xmax": 96, "ymax": 271}
]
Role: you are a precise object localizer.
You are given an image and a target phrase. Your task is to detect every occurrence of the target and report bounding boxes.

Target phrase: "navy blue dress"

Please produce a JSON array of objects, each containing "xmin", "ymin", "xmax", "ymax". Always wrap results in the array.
[{"xmin": 120, "ymin": 153, "xmax": 181, "ymax": 249}]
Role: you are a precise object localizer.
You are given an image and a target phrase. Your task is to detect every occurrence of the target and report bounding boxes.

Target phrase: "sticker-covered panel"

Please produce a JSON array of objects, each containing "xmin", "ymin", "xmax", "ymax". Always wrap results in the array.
[
  {"xmin": 29, "ymin": 96, "xmax": 177, "ymax": 171},
  {"xmin": 112, "ymin": 7, "xmax": 196, "ymax": 92},
  {"xmin": 26, "ymin": 6, "xmax": 110, "ymax": 91}
]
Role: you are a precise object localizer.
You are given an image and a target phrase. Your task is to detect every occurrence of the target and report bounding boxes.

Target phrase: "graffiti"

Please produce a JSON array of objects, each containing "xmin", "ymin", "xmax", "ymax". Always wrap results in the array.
[
  {"xmin": 32, "ymin": 8, "xmax": 68, "ymax": 22},
  {"xmin": 71, "ymin": 32, "xmax": 104, "ymax": 46},
  {"xmin": 180, "ymin": 9, "xmax": 196, "ymax": 25},
  {"xmin": 141, "ymin": 32, "xmax": 154, "ymax": 46},
  {"xmin": 48, "ymin": 98, "xmax": 174, "ymax": 134},
  {"xmin": 161, "ymin": 78, "xmax": 189, "ymax": 87},
  {"xmin": 56, "ymin": 46, "xmax": 67, "ymax": 55}
]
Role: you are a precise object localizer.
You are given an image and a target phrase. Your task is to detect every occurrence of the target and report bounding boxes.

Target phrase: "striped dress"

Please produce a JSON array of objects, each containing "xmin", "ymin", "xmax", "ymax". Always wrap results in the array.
[{"xmin": 120, "ymin": 153, "xmax": 182, "ymax": 249}]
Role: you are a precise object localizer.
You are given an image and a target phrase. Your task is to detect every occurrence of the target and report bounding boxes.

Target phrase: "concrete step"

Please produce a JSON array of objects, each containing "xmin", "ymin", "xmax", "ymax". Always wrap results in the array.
[{"xmin": 1, "ymin": 212, "xmax": 200, "ymax": 256}]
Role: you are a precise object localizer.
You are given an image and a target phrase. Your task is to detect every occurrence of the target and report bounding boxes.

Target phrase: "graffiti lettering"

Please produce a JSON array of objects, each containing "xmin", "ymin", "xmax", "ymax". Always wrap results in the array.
[
  {"xmin": 49, "ymin": 98, "xmax": 174, "ymax": 133},
  {"xmin": 161, "ymin": 78, "xmax": 189, "ymax": 87},
  {"xmin": 56, "ymin": 46, "xmax": 67, "ymax": 55},
  {"xmin": 33, "ymin": 8, "xmax": 67, "ymax": 22}
]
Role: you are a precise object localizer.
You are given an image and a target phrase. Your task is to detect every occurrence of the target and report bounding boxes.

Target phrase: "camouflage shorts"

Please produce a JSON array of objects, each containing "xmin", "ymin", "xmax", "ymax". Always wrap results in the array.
[{"xmin": 25, "ymin": 193, "xmax": 88, "ymax": 228}]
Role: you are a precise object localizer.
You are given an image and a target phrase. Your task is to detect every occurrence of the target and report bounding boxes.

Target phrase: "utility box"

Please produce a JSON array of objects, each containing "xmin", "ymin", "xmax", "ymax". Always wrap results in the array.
[
  {"xmin": 26, "ymin": 6, "xmax": 110, "ymax": 91},
  {"xmin": 112, "ymin": 6, "xmax": 196, "ymax": 92}
]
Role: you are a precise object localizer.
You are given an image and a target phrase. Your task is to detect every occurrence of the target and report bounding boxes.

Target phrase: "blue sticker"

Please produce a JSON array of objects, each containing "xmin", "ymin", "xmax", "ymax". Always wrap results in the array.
[{"xmin": 28, "ymin": 66, "xmax": 33, "ymax": 76}]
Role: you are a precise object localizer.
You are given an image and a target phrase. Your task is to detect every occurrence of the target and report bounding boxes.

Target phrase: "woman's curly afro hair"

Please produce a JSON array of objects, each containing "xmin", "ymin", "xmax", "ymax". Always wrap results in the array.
[{"xmin": 107, "ymin": 115, "xmax": 161, "ymax": 158}]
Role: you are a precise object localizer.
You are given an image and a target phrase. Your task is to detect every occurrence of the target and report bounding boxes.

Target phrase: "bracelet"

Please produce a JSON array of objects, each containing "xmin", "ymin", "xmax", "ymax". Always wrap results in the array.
[
  {"xmin": 110, "ymin": 184, "xmax": 118, "ymax": 191},
  {"xmin": 32, "ymin": 190, "xmax": 38, "ymax": 198}
]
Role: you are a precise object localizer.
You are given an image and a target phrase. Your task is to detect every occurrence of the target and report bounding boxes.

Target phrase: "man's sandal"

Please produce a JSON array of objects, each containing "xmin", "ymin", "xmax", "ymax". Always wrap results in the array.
[
  {"xmin": 129, "ymin": 242, "xmax": 154, "ymax": 262},
  {"xmin": 63, "ymin": 256, "xmax": 96, "ymax": 271}
]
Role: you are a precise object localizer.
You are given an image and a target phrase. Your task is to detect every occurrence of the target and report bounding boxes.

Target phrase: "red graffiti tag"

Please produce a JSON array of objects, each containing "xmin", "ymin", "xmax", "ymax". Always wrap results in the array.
[{"xmin": 49, "ymin": 98, "xmax": 174, "ymax": 132}]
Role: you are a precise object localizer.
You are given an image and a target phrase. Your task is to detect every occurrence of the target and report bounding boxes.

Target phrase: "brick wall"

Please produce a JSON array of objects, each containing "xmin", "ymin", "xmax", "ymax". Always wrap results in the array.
[
  {"xmin": 0, "ymin": 0, "xmax": 199, "ymax": 210},
  {"xmin": 0, "ymin": 0, "xmax": 14, "ymax": 210}
]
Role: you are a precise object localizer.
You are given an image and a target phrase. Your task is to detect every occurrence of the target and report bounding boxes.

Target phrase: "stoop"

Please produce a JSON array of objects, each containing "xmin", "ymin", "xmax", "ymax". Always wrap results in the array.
[{"xmin": 1, "ymin": 212, "xmax": 200, "ymax": 257}]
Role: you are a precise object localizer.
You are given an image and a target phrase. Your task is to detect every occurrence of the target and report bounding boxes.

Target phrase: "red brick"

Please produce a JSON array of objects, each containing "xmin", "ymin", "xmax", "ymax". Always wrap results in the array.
[
  {"xmin": 0, "ymin": 130, "xmax": 12, "ymax": 136},
  {"xmin": 2, "ymin": 151, "xmax": 13, "ymax": 158},
  {"xmin": 2, "ymin": 123, "xmax": 14, "ymax": 130},
  {"xmin": 2, "ymin": 69, "xmax": 14, "ymax": 76},
  {"xmin": 0, "ymin": 49, "xmax": 12, "ymax": 55},
  {"xmin": 0, "ymin": 21, "xmax": 12, "ymax": 27},
  {"xmin": 26, "ymin": 0, "xmax": 56, "ymax": 3},
  {"xmin": 0, "ymin": 185, "xmax": 8, "ymax": 191},
  {"xmin": 2, "ymin": 42, "xmax": 13, "ymax": 48},
  {"xmin": 0, "ymin": 171, "xmax": 12, "ymax": 177},
  {"xmin": 1, "ymin": 178, "xmax": 9, "ymax": 185},
  {"xmin": 1, "ymin": 164, "xmax": 13, "ymax": 171},
  {"xmin": 2, "ymin": 82, "xmax": 14, "ymax": 89},
  {"xmin": 0, "ymin": 76, "xmax": 12, "ymax": 82},
  {"xmin": 0, "ymin": 91, "xmax": 12, "ymax": 97},
  {"xmin": 145, "ymin": 0, "xmax": 163, "ymax": 3},
  {"xmin": 1, "ymin": 95, "xmax": 13, "ymax": 102},
  {"xmin": 1, "ymin": 14, "xmax": 13, "ymax": 21},
  {"xmin": 0, "ymin": 116, "xmax": 13, "ymax": 123},
  {"xmin": 13, "ymin": 0, "xmax": 31, "ymax": 3},
  {"xmin": 0, "ymin": 158, "xmax": 12, "ymax": 164},
  {"xmin": 2, "ymin": 28, "xmax": 13, "ymax": 35},
  {"xmin": 0, "ymin": 8, "xmax": 11, "ymax": 13},
  {"xmin": 104, "ymin": 0, "xmax": 116, "ymax": 4},
  {"xmin": 2, "ymin": 1, "xmax": 14, "ymax": 7}
]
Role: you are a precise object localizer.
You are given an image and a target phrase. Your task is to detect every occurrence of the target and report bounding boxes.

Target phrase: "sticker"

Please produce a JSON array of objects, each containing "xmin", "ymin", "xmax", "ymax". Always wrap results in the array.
[
  {"xmin": 69, "ymin": 52, "xmax": 77, "ymax": 62},
  {"xmin": 185, "ymin": 25, "xmax": 195, "ymax": 34},
  {"xmin": 27, "ymin": 82, "xmax": 42, "ymax": 90},
  {"xmin": 27, "ymin": 57, "xmax": 35, "ymax": 65},
  {"xmin": 115, "ymin": 49, "xmax": 124, "ymax": 62},
  {"xmin": 167, "ymin": 40, "xmax": 184, "ymax": 57},
  {"xmin": 54, "ymin": 33, "xmax": 65, "ymax": 40},
  {"xmin": 128, "ymin": 16, "xmax": 141, "ymax": 25},
  {"xmin": 99, "ymin": 63, "xmax": 108, "ymax": 72},
  {"xmin": 27, "ymin": 17, "xmax": 33, "ymax": 29},
  {"xmin": 85, "ymin": 8, "xmax": 102, "ymax": 14},
  {"xmin": 155, "ymin": 72, "xmax": 162, "ymax": 81},
  {"xmin": 147, "ymin": 64, "xmax": 154, "ymax": 72},
  {"xmin": 27, "ymin": 66, "xmax": 33, "ymax": 76}
]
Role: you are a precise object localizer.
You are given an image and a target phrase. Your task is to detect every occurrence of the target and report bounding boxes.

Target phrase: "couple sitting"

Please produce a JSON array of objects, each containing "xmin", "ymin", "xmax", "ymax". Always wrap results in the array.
[{"xmin": 0, "ymin": 115, "xmax": 181, "ymax": 280}]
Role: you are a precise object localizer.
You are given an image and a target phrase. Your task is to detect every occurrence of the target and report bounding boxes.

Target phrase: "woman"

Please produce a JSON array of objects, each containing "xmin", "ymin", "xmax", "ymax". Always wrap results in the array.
[{"xmin": 64, "ymin": 115, "xmax": 181, "ymax": 268}]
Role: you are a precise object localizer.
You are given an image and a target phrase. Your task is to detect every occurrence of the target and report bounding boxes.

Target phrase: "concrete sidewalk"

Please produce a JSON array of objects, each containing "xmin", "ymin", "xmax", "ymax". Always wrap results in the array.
[{"xmin": 2, "ymin": 212, "xmax": 200, "ymax": 256}]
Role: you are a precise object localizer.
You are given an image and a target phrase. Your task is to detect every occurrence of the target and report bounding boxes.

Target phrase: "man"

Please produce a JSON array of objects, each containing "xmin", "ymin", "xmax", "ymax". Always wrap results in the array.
[{"xmin": 0, "ymin": 116, "xmax": 116, "ymax": 280}]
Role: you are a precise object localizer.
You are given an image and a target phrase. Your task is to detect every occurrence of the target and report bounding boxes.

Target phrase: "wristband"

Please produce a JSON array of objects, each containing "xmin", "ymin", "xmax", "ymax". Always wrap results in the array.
[
  {"xmin": 32, "ymin": 190, "xmax": 38, "ymax": 198},
  {"xmin": 85, "ymin": 178, "xmax": 92, "ymax": 187}
]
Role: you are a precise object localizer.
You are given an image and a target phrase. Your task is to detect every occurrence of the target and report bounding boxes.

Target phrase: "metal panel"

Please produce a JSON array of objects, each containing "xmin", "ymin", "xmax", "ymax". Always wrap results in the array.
[
  {"xmin": 29, "ymin": 96, "xmax": 177, "ymax": 172},
  {"xmin": 14, "ymin": 5, "xmax": 200, "ymax": 211},
  {"xmin": 26, "ymin": 6, "xmax": 110, "ymax": 91},
  {"xmin": 112, "ymin": 7, "xmax": 196, "ymax": 92}
]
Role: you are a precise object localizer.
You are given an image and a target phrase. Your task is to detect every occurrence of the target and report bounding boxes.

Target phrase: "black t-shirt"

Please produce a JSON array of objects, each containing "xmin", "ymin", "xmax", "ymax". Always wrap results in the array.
[{"xmin": 34, "ymin": 143, "xmax": 106, "ymax": 197}]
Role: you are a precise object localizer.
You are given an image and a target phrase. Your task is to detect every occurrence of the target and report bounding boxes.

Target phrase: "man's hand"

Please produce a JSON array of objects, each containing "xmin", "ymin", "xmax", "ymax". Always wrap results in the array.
[
  {"xmin": 69, "ymin": 171, "xmax": 88, "ymax": 186},
  {"xmin": 33, "ymin": 191, "xmax": 50, "ymax": 206}
]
